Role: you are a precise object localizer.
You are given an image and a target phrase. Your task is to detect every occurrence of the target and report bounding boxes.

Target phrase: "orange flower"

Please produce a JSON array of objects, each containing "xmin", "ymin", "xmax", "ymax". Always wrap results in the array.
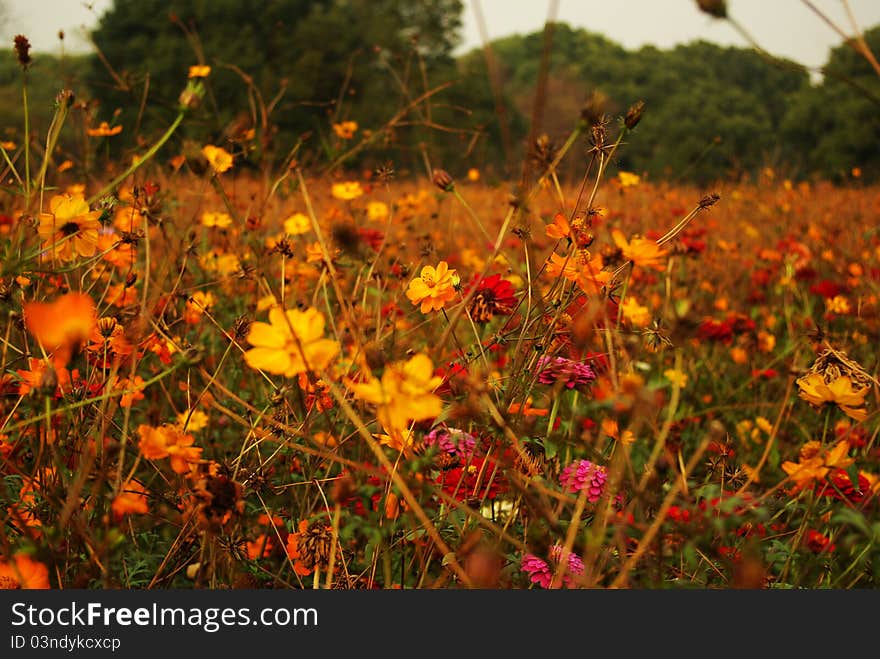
[
  {"xmin": 38, "ymin": 193, "xmax": 101, "ymax": 261},
  {"xmin": 244, "ymin": 306, "xmax": 340, "ymax": 378},
  {"xmin": 0, "ymin": 553, "xmax": 50, "ymax": 589},
  {"xmin": 15, "ymin": 356, "xmax": 78, "ymax": 396},
  {"xmin": 111, "ymin": 481, "xmax": 150, "ymax": 519},
  {"xmin": 545, "ymin": 213, "xmax": 571, "ymax": 240},
  {"xmin": 86, "ymin": 121, "xmax": 122, "ymax": 137},
  {"xmin": 781, "ymin": 440, "xmax": 854, "ymax": 492},
  {"xmin": 137, "ymin": 424, "xmax": 203, "ymax": 473},
  {"xmin": 23, "ymin": 292, "xmax": 96, "ymax": 365},
  {"xmin": 200, "ymin": 211, "xmax": 232, "ymax": 228},
  {"xmin": 286, "ymin": 519, "xmax": 314, "ymax": 576},
  {"xmin": 332, "ymin": 121, "xmax": 358, "ymax": 139},
  {"xmin": 202, "ymin": 144, "xmax": 233, "ymax": 173},
  {"xmin": 508, "ymin": 397, "xmax": 549, "ymax": 417},
  {"xmin": 611, "ymin": 228, "xmax": 667, "ymax": 270},
  {"xmin": 406, "ymin": 261, "xmax": 458, "ymax": 313},
  {"xmin": 188, "ymin": 64, "xmax": 212, "ymax": 78}
]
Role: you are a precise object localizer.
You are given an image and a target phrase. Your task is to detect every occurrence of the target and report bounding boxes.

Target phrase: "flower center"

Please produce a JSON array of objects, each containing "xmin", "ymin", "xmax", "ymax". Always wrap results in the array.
[{"xmin": 60, "ymin": 221, "xmax": 80, "ymax": 236}]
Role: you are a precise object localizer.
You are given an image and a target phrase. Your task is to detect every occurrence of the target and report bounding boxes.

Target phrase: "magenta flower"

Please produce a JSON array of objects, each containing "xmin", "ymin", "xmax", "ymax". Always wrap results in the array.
[
  {"xmin": 560, "ymin": 459, "xmax": 607, "ymax": 502},
  {"xmin": 536, "ymin": 356, "xmax": 596, "ymax": 389},
  {"xmin": 520, "ymin": 554, "xmax": 552, "ymax": 588},
  {"xmin": 423, "ymin": 427, "xmax": 477, "ymax": 459}
]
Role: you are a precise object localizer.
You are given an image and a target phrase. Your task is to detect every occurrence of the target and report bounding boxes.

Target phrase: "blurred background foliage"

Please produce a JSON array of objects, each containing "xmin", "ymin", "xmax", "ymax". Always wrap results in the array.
[{"xmin": 2, "ymin": 0, "xmax": 878, "ymax": 184}]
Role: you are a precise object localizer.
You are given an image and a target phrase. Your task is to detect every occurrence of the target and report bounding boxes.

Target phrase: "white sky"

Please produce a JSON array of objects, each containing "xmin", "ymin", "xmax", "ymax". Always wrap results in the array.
[{"xmin": 2, "ymin": 0, "xmax": 880, "ymax": 73}]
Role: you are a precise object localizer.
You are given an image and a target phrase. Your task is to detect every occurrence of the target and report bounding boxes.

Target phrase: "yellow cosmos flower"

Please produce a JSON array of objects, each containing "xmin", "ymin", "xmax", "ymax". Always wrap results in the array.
[
  {"xmin": 796, "ymin": 372, "xmax": 870, "ymax": 421},
  {"xmin": 243, "ymin": 307, "xmax": 340, "ymax": 377},
  {"xmin": 406, "ymin": 260, "xmax": 458, "ymax": 313},
  {"xmin": 781, "ymin": 439, "xmax": 854, "ymax": 492},
  {"xmin": 202, "ymin": 144, "xmax": 233, "ymax": 174},
  {"xmin": 617, "ymin": 171, "xmax": 641, "ymax": 187},
  {"xmin": 331, "ymin": 181, "xmax": 364, "ymax": 201},
  {"xmin": 283, "ymin": 212, "xmax": 311, "ymax": 235},
  {"xmin": 188, "ymin": 65, "xmax": 212, "ymax": 78},
  {"xmin": 347, "ymin": 353, "xmax": 443, "ymax": 438},
  {"xmin": 366, "ymin": 201, "xmax": 389, "ymax": 222},
  {"xmin": 611, "ymin": 229, "xmax": 668, "ymax": 270},
  {"xmin": 664, "ymin": 368, "xmax": 688, "ymax": 388},
  {"xmin": 200, "ymin": 211, "xmax": 232, "ymax": 228},
  {"xmin": 38, "ymin": 193, "xmax": 101, "ymax": 261},
  {"xmin": 621, "ymin": 296, "xmax": 651, "ymax": 328}
]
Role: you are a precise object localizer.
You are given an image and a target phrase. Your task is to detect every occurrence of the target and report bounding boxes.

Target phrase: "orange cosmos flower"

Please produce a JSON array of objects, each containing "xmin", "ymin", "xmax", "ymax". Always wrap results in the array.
[
  {"xmin": 545, "ymin": 213, "xmax": 571, "ymax": 240},
  {"xmin": 406, "ymin": 261, "xmax": 458, "ymax": 313},
  {"xmin": 200, "ymin": 211, "xmax": 232, "ymax": 228},
  {"xmin": 202, "ymin": 144, "xmax": 233, "ymax": 173},
  {"xmin": 781, "ymin": 439, "xmax": 854, "ymax": 492},
  {"xmin": 137, "ymin": 424, "xmax": 203, "ymax": 473},
  {"xmin": 23, "ymin": 292, "xmax": 96, "ymax": 365},
  {"xmin": 243, "ymin": 307, "xmax": 340, "ymax": 378},
  {"xmin": 611, "ymin": 229, "xmax": 668, "ymax": 270},
  {"xmin": 111, "ymin": 480, "xmax": 150, "ymax": 519},
  {"xmin": 0, "ymin": 553, "xmax": 50, "ymax": 589},
  {"xmin": 332, "ymin": 121, "xmax": 358, "ymax": 139},
  {"xmin": 188, "ymin": 64, "xmax": 212, "ymax": 78},
  {"xmin": 86, "ymin": 121, "xmax": 122, "ymax": 137},
  {"xmin": 38, "ymin": 193, "xmax": 101, "ymax": 261}
]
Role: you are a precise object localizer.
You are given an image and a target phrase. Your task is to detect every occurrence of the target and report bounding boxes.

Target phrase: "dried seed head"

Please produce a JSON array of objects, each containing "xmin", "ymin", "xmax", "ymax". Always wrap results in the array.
[
  {"xmin": 97, "ymin": 316, "xmax": 118, "ymax": 338},
  {"xmin": 696, "ymin": 0, "xmax": 727, "ymax": 19},
  {"xmin": 13, "ymin": 35, "xmax": 32, "ymax": 70},
  {"xmin": 624, "ymin": 100, "xmax": 645, "ymax": 130},
  {"xmin": 698, "ymin": 193, "xmax": 721, "ymax": 209},
  {"xmin": 298, "ymin": 520, "xmax": 334, "ymax": 570}
]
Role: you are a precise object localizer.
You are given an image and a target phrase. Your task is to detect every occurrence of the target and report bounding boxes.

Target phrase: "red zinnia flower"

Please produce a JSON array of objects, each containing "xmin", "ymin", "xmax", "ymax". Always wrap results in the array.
[{"xmin": 468, "ymin": 274, "xmax": 517, "ymax": 323}]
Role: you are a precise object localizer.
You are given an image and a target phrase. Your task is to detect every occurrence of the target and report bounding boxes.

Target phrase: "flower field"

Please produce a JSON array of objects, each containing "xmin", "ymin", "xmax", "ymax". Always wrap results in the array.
[{"xmin": 1, "ymin": 36, "xmax": 879, "ymax": 591}]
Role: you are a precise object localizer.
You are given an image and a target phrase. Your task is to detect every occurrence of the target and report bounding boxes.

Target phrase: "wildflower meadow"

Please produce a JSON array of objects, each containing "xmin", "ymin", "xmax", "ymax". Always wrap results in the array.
[{"xmin": 0, "ymin": 0, "xmax": 879, "ymax": 593}]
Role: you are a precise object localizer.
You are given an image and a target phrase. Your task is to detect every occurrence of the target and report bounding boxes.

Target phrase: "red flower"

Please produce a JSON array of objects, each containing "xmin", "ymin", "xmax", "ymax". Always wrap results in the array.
[
  {"xmin": 468, "ymin": 274, "xmax": 517, "ymax": 323},
  {"xmin": 437, "ymin": 456, "xmax": 506, "ymax": 503},
  {"xmin": 805, "ymin": 530, "xmax": 835, "ymax": 554}
]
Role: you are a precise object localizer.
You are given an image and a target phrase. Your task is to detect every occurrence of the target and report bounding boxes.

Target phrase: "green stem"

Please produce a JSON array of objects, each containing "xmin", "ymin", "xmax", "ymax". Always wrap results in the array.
[{"xmin": 87, "ymin": 112, "xmax": 185, "ymax": 206}]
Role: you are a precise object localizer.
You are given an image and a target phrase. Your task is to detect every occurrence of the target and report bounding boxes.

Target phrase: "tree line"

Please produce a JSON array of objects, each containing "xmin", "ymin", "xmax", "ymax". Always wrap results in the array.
[{"xmin": 3, "ymin": 0, "xmax": 879, "ymax": 183}]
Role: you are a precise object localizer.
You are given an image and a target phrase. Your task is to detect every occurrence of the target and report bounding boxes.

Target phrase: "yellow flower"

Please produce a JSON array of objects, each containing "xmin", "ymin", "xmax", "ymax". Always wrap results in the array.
[
  {"xmin": 366, "ymin": 201, "xmax": 389, "ymax": 222},
  {"xmin": 188, "ymin": 65, "xmax": 212, "ymax": 78},
  {"xmin": 796, "ymin": 372, "xmax": 869, "ymax": 421},
  {"xmin": 405, "ymin": 261, "xmax": 458, "ymax": 313},
  {"xmin": 283, "ymin": 212, "xmax": 311, "ymax": 235},
  {"xmin": 202, "ymin": 144, "xmax": 233, "ymax": 174},
  {"xmin": 332, "ymin": 121, "xmax": 358, "ymax": 139},
  {"xmin": 38, "ymin": 193, "xmax": 101, "ymax": 261},
  {"xmin": 620, "ymin": 296, "xmax": 651, "ymax": 328},
  {"xmin": 200, "ymin": 211, "xmax": 232, "ymax": 228},
  {"xmin": 243, "ymin": 307, "xmax": 340, "ymax": 377},
  {"xmin": 177, "ymin": 409, "xmax": 209, "ymax": 432},
  {"xmin": 467, "ymin": 168, "xmax": 481, "ymax": 182},
  {"xmin": 617, "ymin": 171, "xmax": 641, "ymax": 187},
  {"xmin": 347, "ymin": 353, "xmax": 442, "ymax": 439},
  {"xmin": 664, "ymin": 368, "xmax": 688, "ymax": 388},
  {"xmin": 611, "ymin": 228, "xmax": 668, "ymax": 270},
  {"xmin": 825, "ymin": 295, "xmax": 851, "ymax": 315},
  {"xmin": 331, "ymin": 181, "xmax": 364, "ymax": 201}
]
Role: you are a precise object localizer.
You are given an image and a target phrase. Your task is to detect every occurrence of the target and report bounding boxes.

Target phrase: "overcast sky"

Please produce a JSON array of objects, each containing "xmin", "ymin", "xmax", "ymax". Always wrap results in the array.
[{"xmin": 3, "ymin": 0, "xmax": 880, "ymax": 73}]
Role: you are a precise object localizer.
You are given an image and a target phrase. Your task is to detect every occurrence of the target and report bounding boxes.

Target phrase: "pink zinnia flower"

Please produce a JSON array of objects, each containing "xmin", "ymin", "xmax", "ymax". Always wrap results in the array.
[
  {"xmin": 560, "ymin": 459, "xmax": 607, "ymax": 502},
  {"xmin": 520, "ymin": 554, "xmax": 553, "ymax": 588},
  {"xmin": 536, "ymin": 356, "xmax": 596, "ymax": 389}
]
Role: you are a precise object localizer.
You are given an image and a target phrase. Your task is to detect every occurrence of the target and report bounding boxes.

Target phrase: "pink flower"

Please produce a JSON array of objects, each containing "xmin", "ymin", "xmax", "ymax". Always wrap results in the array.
[
  {"xmin": 520, "ymin": 554, "xmax": 553, "ymax": 588},
  {"xmin": 536, "ymin": 356, "xmax": 596, "ymax": 389},
  {"xmin": 560, "ymin": 459, "xmax": 607, "ymax": 502}
]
